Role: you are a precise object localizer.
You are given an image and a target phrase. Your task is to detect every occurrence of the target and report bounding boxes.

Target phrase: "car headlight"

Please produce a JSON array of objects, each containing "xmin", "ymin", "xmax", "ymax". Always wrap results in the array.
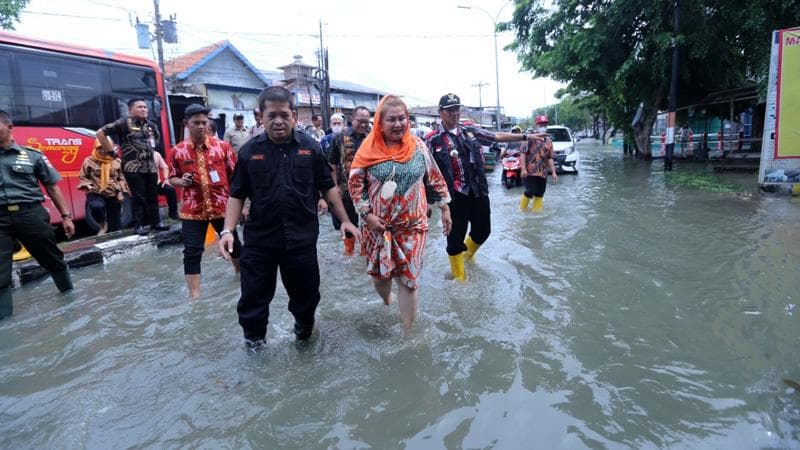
[{"xmin": 564, "ymin": 146, "xmax": 574, "ymax": 155}]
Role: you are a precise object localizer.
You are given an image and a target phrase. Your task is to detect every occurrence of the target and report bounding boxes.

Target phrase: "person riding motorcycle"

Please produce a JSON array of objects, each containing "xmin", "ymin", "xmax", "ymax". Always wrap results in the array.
[
  {"xmin": 499, "ymin": 126, "xmax": 524, "ymax": 158},
  {"xmin": 500, "ymin": 126, "xmax": 525, "ymax": 187}
]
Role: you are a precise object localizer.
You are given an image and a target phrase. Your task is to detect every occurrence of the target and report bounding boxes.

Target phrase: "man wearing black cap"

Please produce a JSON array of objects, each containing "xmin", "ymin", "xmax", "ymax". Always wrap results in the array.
[
  {"xmin": 168, "ymin": 104, "xmax": 241, "ymax": 299},
  {"xmin": 223, "ymin": 113, "xmax": 249, "ymax": 155},
  {"xmin": 426, "ymin": 93, "xmax": 544, "ymax": 281},
  {"xmin": 97, "ymin": 98, "xmax": 167, "ymax": 235}
]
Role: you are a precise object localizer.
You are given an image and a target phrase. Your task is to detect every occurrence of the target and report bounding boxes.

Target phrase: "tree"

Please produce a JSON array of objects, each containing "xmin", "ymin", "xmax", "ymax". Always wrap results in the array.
[
  {"xmin": 503, "ymin": 0, "xmax": 800, "ymax": 156},
  {"xmin": 1, "ymin": 0, "xmax": 30, "ymax": 30}
]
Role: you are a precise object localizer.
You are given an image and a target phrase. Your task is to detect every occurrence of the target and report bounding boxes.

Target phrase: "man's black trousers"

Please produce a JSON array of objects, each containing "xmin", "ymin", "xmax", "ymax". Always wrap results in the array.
[
  {"xmin": 237, "ymin": 244, "xmax": 320, "ymax": 341},
  {"xmin": 446, "ymin": 192, "xmax": 491, "ymax": 256},
  {"xmin": 125, "ymin": 172, "xmax": 159, "ymax": 227}
]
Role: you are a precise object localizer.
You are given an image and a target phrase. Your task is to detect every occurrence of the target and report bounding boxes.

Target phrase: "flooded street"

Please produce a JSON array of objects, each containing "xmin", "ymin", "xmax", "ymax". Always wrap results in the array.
[{"xmin": 1, "ymin": 140, "xmax": 799, "ymax": 449}]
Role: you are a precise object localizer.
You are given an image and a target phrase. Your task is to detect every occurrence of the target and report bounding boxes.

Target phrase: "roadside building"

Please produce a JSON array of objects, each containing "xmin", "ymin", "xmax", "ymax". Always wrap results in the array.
[
  {"xmin": 273, "ymin": 55, "xmax": 384, "ymax": 126},
  {"xmin": 164, "ymin": 41, "xmax": 271, "ymax": 141}
]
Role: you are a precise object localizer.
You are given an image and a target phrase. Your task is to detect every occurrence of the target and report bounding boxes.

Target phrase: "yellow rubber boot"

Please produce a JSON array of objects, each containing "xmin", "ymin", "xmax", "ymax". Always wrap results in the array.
[
  {"xmin": 464, "ymin": 235, "xmax": 481, "ymax": 260},
  {"xmin": 532, "ymin": 196, "xmax": 544, "ymax": 212},
  {"xmin": 12, "ymin": 243, "xmax": 31, "ymax": 261},
  {"xmin": 519, "ymin": 195, "xmax": 530, "ymax": 210},
  {"xmin": 448, "ymin": 253, "xmax": 466, "ymax": 282}
]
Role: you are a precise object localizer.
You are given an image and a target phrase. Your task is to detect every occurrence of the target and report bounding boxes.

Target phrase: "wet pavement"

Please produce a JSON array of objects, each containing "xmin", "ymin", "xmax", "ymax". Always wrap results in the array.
[{"xmin": 1, "ymin": 139, "xmax": 798, "ymax": 448}]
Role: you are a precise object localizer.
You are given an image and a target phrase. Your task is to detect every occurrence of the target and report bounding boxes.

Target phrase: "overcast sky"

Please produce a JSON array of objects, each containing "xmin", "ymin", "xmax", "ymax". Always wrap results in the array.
[{"xmin": 14, "ymin": 0, "xmax": 564, "ymax": 117}]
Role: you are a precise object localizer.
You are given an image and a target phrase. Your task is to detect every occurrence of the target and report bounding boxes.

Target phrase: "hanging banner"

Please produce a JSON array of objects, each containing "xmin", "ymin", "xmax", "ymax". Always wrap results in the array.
[{"xmin": 759, "ymin": 27, "xmax": 800, "ymax": 186}]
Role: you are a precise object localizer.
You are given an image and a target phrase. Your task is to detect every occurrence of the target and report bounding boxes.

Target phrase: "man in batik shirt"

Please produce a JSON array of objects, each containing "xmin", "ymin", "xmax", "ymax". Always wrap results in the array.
[{"xmin": 169, "ymin": 104, "xmax": 241, "ymax": 299}]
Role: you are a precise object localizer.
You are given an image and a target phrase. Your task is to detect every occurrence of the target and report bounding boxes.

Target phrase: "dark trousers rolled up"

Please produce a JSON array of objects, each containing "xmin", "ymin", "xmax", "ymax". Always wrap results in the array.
[
  {"xmin": 157, "ymin": 183, "xmax": 178, "ymax": 219},
  {"xmin": 125, "ymin": 172, "xmax": 159, "ymax": 227},
  {"xmin": 237, "ymin": 244, "xmax": 320, "ymax": 341},
  {"xmin": 86, "ymin": 193, "xmax": 121, "ymax": 232},
  {"xmin": 446, "ymin": 192, "xmax": 491, "ymax": 256},
  {"xmin": 180, "ymin": 218, "xmax": 241, "ymax": 275},
  {"xmin": 0, "ymin": 203, "xmax": 71, "ymax": 319}
]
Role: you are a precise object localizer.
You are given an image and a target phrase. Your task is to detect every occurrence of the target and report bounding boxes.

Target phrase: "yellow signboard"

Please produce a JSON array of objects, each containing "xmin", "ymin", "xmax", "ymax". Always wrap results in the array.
[{"xmin": 776, "ymin": 29, "xmax": 800, "ymax": 158}]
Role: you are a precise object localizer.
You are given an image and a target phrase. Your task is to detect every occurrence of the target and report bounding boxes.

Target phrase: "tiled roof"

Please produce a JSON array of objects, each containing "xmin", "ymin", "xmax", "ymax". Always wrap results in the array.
[
  {"xmin": 164, "ymin": 40, "xmax": 272, "ymax": 85},
  {"xmin": 164, "ymin": 41, "xmax": 226, "ymax": 77}
]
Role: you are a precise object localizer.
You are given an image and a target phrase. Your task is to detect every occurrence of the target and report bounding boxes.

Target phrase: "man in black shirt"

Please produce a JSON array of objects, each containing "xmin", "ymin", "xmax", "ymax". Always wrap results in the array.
[
  {"xmin": 426, "ymin": 93, "xmax": 543, "ymax": 281},
  {"xmin": 218, "ymin": 86, "xmax": 360, "ymax": 347},
  {"xmin": 96, "ymin": 98, "xmax": 167, "ymax": 235}
]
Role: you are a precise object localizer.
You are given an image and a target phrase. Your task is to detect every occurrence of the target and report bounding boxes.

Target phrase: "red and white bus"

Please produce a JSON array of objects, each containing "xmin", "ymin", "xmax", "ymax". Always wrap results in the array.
[{"xmin": 0, "ymin": 31, "xmax": 172, "ymax": 225}]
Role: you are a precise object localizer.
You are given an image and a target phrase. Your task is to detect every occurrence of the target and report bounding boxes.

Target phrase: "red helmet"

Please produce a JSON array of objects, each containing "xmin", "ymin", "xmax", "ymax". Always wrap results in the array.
[{"xmin": 535, "ymin": 115, "xmax": 549, "ymax": 125}]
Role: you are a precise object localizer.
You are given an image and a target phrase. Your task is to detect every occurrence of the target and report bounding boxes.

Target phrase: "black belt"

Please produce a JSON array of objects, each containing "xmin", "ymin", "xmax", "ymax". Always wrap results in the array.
[{"xmin": 0, "ymin": 202, "xmax": 40, "ymax": 213}]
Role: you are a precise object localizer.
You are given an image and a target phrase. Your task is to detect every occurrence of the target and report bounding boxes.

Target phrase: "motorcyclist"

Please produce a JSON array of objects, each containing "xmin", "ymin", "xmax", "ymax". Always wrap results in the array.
[
  {"xmin": 500, "ymin": 126, "xmax": 525, "ymax": 186},
  {"xmin": 499, "ymin": 126, "xmax": 524, "ymax": 158}
]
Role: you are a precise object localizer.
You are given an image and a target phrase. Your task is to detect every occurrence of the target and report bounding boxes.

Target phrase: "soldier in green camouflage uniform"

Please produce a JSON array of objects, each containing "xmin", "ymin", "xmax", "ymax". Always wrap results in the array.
[{"xmin": 0, "ymin": 110, "xmax": 75, "ymax": 320}]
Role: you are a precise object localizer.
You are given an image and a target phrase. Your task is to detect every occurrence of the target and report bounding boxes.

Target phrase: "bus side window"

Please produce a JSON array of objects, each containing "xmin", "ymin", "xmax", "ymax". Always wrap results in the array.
[
  {"xmin": 0, "ymin": 50, "xmax": 14, "ymax": 116},
  {"xmin": 16, "ymin": 53, "xmax": 106, "ymax": 128}
]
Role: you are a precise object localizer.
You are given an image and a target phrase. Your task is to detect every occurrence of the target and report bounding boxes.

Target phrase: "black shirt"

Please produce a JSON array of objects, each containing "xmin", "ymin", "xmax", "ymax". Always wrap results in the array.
[
  {"xmin": 230, "ymin": 129, "xmax": 335, "ymax": 250},
  {"xmin": 426, "ymin": 125, "xmax": 496, "ymax": 198}
]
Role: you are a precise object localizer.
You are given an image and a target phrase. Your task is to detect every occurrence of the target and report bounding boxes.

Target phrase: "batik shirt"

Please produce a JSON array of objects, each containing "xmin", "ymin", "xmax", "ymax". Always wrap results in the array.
[
  {"xmin": 328, "ymin": 127, "xmax": 366, "ymax": 197},
  {"xmin": 521, "ymin": 137, "xmax": 554, "ymax": 178},
  {"xmin": 101, "ymin": 117, "xmax": 160, "ymax": 173},
  {"xmin": 168, "ymin": 137, "xmax": 237, "ymax": 220}
]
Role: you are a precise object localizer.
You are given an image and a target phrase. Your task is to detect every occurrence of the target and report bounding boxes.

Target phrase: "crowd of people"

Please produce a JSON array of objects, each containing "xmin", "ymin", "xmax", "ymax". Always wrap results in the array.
[{"xmin": 0, "ymin": 86, "xmax": 558, "ymax": 348}]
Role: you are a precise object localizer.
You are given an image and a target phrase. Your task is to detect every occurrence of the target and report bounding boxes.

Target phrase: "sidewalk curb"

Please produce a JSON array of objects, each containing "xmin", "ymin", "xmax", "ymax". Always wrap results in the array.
[{"xmin": 11, "ymin": 224, "xmax": 183, "ymax": 288}]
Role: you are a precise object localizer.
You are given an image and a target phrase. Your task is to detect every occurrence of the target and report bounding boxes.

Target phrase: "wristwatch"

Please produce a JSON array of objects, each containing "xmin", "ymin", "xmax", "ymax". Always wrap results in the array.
[
  {"xmin": 219, "ymin": 229, "xmax": 233, "ymax": 237},
  {"xmin": 61, "ymin": 212, "xmax": 72, "ymax": 219}
]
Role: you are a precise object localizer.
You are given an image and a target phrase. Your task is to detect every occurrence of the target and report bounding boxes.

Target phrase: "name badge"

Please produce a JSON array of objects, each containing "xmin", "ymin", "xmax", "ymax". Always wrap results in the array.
[{"xmin": 209, "ymin": 170, "xmax": 221, "ymax": 183}]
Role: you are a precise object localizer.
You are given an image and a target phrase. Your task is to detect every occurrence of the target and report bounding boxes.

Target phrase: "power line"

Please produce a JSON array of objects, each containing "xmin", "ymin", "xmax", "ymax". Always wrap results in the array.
[
  {"xmin": 21, "ymin": 10, "xmax": 507, "ymax": 39},
  {"xmin": 22, "ymin": 10, "xmax": 126, "ymax": 22}
]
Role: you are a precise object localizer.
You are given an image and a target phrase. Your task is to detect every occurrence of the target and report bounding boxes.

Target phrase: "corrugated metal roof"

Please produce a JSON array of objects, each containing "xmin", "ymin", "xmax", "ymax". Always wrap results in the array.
[{"xmin": 329, "ymin": 79, "xmax": 386, "ymax": 95}]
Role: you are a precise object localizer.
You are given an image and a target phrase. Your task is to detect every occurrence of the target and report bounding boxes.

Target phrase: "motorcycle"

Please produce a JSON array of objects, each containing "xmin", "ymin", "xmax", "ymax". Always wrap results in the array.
[{"xmin": 501, "ymin": 154, "xmax": 522, "ymax": 189}]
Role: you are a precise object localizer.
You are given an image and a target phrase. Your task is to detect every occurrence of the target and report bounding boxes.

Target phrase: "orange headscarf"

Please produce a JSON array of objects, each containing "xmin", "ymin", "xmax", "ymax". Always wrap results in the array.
[
  {"xmin": 351, "ymin": 95, "xmax": 417, "ymax": 169},
  {"xmin": 91, "ymin": 138, "xmax": 115, "ymax": 190}
]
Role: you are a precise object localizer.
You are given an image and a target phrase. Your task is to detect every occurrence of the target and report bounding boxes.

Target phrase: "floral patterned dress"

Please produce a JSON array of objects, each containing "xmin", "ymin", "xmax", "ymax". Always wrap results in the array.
[{"xmin": 348, "ymin": 138, "xmax": 450, "ymax": 288}]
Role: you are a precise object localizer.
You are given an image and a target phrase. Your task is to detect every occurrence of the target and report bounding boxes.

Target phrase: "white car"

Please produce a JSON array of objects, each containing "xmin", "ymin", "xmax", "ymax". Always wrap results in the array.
[{"xmin": 546, "ymin": 125, "xmax": 579, "ymax": 173}]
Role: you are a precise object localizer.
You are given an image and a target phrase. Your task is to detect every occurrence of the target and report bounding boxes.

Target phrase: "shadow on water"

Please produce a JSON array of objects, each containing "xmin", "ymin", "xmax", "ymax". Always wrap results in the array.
[{"xmin": 1, "ymin": 140, "xmax": 799, "ymax": 448}]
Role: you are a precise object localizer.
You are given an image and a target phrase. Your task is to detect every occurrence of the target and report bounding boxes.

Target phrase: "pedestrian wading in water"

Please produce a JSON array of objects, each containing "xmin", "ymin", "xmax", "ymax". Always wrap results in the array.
[{"xmin": 348, "ymin": 95, "xmax": 451, "ymax": 328}]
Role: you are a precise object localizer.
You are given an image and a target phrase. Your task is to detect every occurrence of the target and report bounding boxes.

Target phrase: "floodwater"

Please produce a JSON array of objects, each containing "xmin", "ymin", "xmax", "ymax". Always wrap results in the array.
[{"xmin": 1, "ymin": 140, "xmax": 799, "ymax": 449}]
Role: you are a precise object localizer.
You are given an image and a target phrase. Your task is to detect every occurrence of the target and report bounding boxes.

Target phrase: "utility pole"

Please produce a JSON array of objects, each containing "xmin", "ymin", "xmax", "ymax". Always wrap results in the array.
[
  {"xmin": 316, "ymin": 20, "xmax": 331, "ymax": 130},
  {"xmin": 471, "ymin": 81, "xmax": 489, "ymax": 109},
  {"xmin": 664, "ymin": 0, "xmax": 680, "ymax": 170},
  {"xmin": 152, "ymin": 0, "xmax": 165, "ymax": 76}
]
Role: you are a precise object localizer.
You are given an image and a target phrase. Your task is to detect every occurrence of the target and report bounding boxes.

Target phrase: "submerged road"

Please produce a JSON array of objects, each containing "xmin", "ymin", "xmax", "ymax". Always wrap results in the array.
[{"xmin": 1, "ymin": 139, "xmax": 798, "ymax": 448}]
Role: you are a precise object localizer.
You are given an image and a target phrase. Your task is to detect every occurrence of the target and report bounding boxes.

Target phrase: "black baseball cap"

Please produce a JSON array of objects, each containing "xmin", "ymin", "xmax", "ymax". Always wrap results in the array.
[
  {"xmin": 184, "ymin": 103, "xmax": 210, "ymax": 119},
  {"xmin": 438, "ymin": 93, "xmax": 461, "ymax": 109}
]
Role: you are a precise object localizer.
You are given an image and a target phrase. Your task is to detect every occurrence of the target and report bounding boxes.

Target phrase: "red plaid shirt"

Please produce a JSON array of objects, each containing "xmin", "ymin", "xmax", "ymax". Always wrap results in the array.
[{"xmin": 168, "ymin": 137, "xmax": 237, "ymax": 220}]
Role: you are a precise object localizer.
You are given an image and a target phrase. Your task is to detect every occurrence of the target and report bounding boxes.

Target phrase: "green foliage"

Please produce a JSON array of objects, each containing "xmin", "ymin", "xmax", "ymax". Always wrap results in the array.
[
  {"xmin": 503, "ymin": 0, "xmax": 800, "ymax": 153},
  {"xmin": 0, "ymin": 0, "xmax": 30, "ymax": 30},
  {"xmin": 536, "ymin": 93, "xmax": 599, "ymax": 132}
]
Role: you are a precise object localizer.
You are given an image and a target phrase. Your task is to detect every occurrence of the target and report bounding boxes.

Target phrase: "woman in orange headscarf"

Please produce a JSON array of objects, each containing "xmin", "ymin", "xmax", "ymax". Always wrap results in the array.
[
  {"xmin": 78, "ymin": 137, "xmax": 129, "ymax": 235},
  {"xmin": 349, "ymin": 95, "xmax": 452, "ymax": 327}
]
